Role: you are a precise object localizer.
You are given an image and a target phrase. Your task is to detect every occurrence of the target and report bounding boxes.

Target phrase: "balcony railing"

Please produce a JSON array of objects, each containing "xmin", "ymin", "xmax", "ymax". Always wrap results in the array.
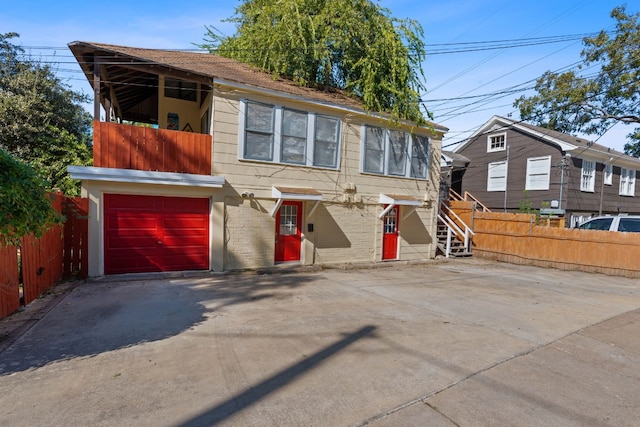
[{"xmin": 92, "ymin": 121, "xmax": 212, "ymax": 175}]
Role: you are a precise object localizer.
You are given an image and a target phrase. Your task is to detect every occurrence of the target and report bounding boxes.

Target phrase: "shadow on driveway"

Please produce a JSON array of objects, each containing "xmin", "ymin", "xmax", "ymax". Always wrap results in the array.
[{"xmin": 0, "ymin": 273, "xmax": 317, "ymax": 376}]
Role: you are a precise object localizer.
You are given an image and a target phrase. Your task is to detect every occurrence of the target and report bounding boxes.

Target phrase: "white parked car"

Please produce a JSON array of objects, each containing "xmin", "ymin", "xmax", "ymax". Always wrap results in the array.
[{"xmin": 577, "ymin": 215, "xmax": 640, "ymax": 233}]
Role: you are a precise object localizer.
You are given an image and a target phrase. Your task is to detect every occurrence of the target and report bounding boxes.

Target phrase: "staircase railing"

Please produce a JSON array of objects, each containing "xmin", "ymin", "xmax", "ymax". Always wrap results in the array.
[
  {"xmin": 448, "ymin": 189, "xmax": 490, "ymax": 212},
  {"xmin": 438, "ymin": 202, "xmax": 475, "ymax": 258}
]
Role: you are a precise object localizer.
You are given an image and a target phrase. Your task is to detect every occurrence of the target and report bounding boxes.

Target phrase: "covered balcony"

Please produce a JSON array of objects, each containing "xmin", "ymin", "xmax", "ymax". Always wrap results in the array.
[
  {"xmin": 69, "ymin": 41, "xmax": 214, "ymax": 175},
  {"xmin": 92, "ymin": 121, "xmax": 211, "ymax": 175}
]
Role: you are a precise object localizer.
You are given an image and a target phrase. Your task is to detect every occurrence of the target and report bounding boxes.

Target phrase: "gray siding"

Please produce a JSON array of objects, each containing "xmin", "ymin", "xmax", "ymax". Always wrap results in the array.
[{"xmin": 458, "ymin": 128, "xmax": 564, "ymax": 211}]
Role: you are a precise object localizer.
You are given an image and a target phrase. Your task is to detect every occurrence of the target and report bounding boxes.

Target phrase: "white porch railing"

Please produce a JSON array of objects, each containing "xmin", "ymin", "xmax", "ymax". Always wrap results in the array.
[{"xmin": 438, "ymin": 202, "xmax": 475, "ymax": 257}]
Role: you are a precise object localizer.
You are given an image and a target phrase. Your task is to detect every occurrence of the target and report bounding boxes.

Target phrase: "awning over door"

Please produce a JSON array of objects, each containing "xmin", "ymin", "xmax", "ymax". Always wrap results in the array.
[
  {"xmin": 378, "ymin": 193, "xmax": 423, "ymax": 219},
  {"xmin": 271, "ymin": 186, "xmax": 323, "ymax": 217}
]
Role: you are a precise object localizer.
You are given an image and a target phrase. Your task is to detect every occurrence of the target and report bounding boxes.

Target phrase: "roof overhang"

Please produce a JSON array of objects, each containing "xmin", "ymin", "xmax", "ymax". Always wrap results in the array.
[
  {"xmin": 378, "ymin": 193, "xmax": 423, "ymax": 219},
  {"xmin": 568, "ymin": 147, "xmax": 640, "ymax": 169},
  {"xmin": 460, "ymin": 115, "xmax": 578, "ymax": 152},
  {"xmin": 270, "ymin": 186, "xmax": 323, "ymax": 217},
  {"xmin": 67, "ymin": 166, "xmax": 225, "ymax": 188}
]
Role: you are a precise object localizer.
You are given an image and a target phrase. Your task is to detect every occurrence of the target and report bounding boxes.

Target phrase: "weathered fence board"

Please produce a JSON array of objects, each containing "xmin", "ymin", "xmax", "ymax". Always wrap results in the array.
[
  {"xmin": 0, "ymin": 194, "xmax": 88, "ymax": 320},
  {"xmin": 0, "ymin": 245, "xmax": 19, "ymax": 319},
  {"xmin": 93, "ymin": 121, "xmax": 211, "ymax": 174}
]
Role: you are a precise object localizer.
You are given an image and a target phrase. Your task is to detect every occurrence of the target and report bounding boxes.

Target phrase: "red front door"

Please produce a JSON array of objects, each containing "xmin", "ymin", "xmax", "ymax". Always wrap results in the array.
[
  {"xmin": 275, "ymin": 201, "xmax": 302, "ymax": 263},
  {"xmin": 104, "ymin": 194, "xmax": 210, "ymax": 274},
  {"xmin": 382, "ymin": 205, "xmax": 399, "ymax": 260}
]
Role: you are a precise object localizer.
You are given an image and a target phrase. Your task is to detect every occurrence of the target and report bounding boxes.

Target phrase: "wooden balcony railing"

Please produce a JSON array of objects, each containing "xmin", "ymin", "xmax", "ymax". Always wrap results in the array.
[{"xmin": 93, "ymin": 121, "xmax": 212, "ymax": 175}]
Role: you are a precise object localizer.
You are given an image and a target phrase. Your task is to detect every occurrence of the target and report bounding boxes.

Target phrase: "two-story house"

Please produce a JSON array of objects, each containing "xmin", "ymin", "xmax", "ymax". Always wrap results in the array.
[
  {"xmin": 454, "ymin": 116, "xmax": 640, "ymax": 226},
  {"xmin": 66, "ymin": 42, "xmax": 447, "ymax": 276}
]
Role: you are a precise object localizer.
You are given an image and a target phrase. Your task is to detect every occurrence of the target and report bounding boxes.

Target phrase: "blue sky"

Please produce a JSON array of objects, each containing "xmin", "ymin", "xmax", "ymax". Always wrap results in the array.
[{"xmin": 2, "ymin": 0, "xmax": 633, "ymax": 152}]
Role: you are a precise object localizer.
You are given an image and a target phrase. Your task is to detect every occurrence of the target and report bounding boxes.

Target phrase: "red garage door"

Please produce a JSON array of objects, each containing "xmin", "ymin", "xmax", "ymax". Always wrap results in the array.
[{"xmin": 104, "ymin": 194, "xmax": 210, "ymax": 275}]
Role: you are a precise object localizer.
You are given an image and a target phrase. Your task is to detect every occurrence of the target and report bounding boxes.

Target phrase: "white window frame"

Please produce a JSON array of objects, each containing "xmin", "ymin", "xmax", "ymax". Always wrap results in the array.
[
  {"xmin": 487, "ymin": 133, "xmax": 506, "ymax": 153},
  {"xmin": 604, "ymin": 163, "xmax": 613, "ymax": 186},
  {"xmin": 525, "ymin": 156, "xmax": 551, "ymax": 191},
  {"xmin": 581, "ymin": 159, "xmax": 595, "ymax": 192},
  {"xmin": 238, "ymin": 100, "xmax": 341, "ymax": 169},
  {"xmin": 360, "ymin": 125, "xmax": 430, "ymax": 180},
  {"xmin": 619, "ymin": 168, "xmax": 636, "ymax": 196},
  {"xmin": 487, "ymin": 161, "xmax": 507, "ymax": 192}
]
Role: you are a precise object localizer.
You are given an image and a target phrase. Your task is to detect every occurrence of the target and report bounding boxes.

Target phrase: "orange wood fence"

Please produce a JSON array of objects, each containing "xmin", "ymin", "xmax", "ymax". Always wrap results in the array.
[
  {"xmin": 450, "ymin": 201, "xmax": 640, "ymax": 278},
  {"xmin": 0, "ymin": 246, "xmax": 19, "ymax": 319},
  {"xmin": 93, "ymin": 121, "xmax": 212, "ymax": 175},
  {"xmin": 0, "ymin": 194, "xmax": 88, "ymax": 320}
]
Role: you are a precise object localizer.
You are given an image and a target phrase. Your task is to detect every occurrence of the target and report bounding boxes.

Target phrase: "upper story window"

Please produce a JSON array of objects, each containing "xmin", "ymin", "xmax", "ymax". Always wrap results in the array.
[
  {"xmin": 239, "ymin": 100, "xmax": 341, "ymax": 169},
  {"xmin": 525, "ymin": 156, "xmax": 551, "ymax": 190},
  {"xmin": 620, "ymin": 168, "xmax": 636, "ymax": 196},
  {"xmin": 604, "ymin": 164, "xmax": 613, "ymax": 185},
  {"xmin": 487, "ymin": 161, "xmax": 507, "ymax": 191},
  {"xmin": 361, "ymin": 126, "xmax": 430, "ymax": 179},
  {"xmin": 581, "ymin": 159, "xmax": 595, "ymax": 192},
  {"xmin": 487, "ymin": 133, "xmax": 506, "ymax": 152},
  {"xmin": 165, "ymin": 78, "xmax": 197, "ymax": 102}
]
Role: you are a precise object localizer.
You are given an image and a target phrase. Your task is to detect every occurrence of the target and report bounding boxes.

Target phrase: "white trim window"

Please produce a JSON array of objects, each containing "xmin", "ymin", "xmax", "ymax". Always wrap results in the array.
[
  {"xmin": 620, "ymin": 168, "xmax": 636, "ymax": 196},
  {"xmin": 581, "ymin": 159, "xmax": 595, "ymax": 192},
  {"xmin": 243, "ymin": 101, "xmax": 275, "ymax": 161},
  {"xmin": 239, "ymin": 100, "xmax": 341, "ymax": 169},
  {"xmin": 604, "ymin": 164, "xmax": 613, "ymax": 185},
  {"xmin": 525, "ymin": 156, "xmax": 551, "ymax": 190},
  {"xmin": 487, "ymin": 161, "xmax": 507, "ymax": 191},
  {"xmin": 361, "ymin": 125, "xmax": 430, "ymax": 179},
  {"xmin": 487, "ymin": 133, "xmax": 506, "ymax": 152}
]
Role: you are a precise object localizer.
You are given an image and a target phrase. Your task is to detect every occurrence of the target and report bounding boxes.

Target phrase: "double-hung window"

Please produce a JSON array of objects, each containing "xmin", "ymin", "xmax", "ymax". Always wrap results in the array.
[
  {"xmin": 487, "ymin": 161, "xmax": 507, "ymax": 191},
  {"xmin": 240, "ymin": 100, "xmax": 341, "ymax": 168},
  {"xmin": 410, "ymin": 135, "xmax": 429, "ymax": 179},
  {"xmin": 362, "ymin": 126, "xmax": 430, "ymax": 179},
  {"xmin": 244, "ymin": 101, "xmax": 275, "ymax": 161},
  {"xmin": 281, "ymin": 109, "xmax": 307, "ymax": 164},
  {"xmin": 620, "ymin": 168, "xmax": 636, "ymax": 196},
  {"xmin": 525, "ymin": 156, "xmax": 551, "ymax": 190},
  {"xmin": 604, "ymin": 164, "xmax": 613, "ymax": 185},
  {"xmin": 581, "ymin": 160, "xmax": 595, "ymax": 192},
  {"xmin": 314, "ymin": 115, "xmax": 340, "ymax": 168}
]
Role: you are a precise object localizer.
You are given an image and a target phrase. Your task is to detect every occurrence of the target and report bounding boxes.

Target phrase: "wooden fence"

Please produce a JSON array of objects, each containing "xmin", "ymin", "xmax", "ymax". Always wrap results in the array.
[
  {"xmin": 450, "ymin": 201, "xmax": 640, "ymax": 278},
  {"xmin": 0, "ymin": 194, "xmax": 88, "ymax": 320},
  {"xmin": 93, "ymin": 121, "xmax": 212, "ymax": 175}
]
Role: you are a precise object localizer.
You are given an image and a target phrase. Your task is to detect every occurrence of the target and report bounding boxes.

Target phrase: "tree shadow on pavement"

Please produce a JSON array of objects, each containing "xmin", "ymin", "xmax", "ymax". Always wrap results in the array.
[{"xmin": 0, "ymin": 272, "xmax": 317, "ymax": 376}]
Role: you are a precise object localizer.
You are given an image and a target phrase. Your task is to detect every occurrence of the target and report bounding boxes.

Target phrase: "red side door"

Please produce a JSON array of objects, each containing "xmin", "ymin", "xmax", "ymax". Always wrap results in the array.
[
  {"xmin": 104, "ymin": 194, "xmax": 210, "ymax": 274},
  {"xmin": 275, "ymin": 201, "xmax": 302, "ymax": 263},
  {"xmin": 382, "ymin": 205, "xmax": 399, "ymax": 260}
]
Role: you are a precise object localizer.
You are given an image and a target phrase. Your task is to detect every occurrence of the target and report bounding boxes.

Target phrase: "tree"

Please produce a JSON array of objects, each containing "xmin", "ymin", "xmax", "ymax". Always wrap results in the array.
[
  {"xmin": 0, "ymin": 148, "xmax": 61, "ymax": 247},
  {"xmin": 0, "ymin": 32, "xmax": 93, "ymax": 195},
  {"xmin": 200, "ymin": 0, "xmax": 429, "ymax": 124},
  {"xmin": 515, "ymin": 6, "xmax": 640, "ymax": 157}
]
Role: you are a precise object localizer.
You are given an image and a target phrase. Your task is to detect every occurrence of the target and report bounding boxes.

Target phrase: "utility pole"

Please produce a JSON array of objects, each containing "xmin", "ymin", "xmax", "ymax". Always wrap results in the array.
[
  {"xmin": 503, "ymin": 145, "xmax": 509, "ymax": 213},
  {"xmin": 559, "ymin": 154, "xmax": 567, "ymax": 210}
]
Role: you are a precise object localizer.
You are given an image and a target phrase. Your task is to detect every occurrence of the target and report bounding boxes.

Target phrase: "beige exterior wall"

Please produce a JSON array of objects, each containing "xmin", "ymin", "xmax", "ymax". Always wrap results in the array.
[
  {"xmin": 210, "ymin": 84, "xmax": 443, "ymax": 270},
  {"xmin": 158, "ymin": 76, "xmax": 204, "ymax": 132},
  {"xmin": 80, "ymin": 81, "xmax": 443, "ymax": 276}
]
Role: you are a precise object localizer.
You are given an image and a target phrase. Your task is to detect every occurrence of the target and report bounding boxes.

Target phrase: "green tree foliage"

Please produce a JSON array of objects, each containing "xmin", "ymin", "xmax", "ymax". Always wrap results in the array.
[
  {"xmin": 0, "ymin": 148, "xmax": 61, "ymax": 247},
  {"xmin": 200, "ymin": 0, "xmax": 429, "ymax": 124},
  {"xmin": 515, "ymin": 6, "xmax": 640, "ymax": 157},
  {"xmin": 0, "ymin": 32, "xmax": 92, "ymax": 195}
]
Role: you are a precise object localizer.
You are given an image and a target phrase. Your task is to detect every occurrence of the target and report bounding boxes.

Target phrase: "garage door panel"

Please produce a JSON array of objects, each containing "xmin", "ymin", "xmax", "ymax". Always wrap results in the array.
[
  {"xmin": 161, "ymin": 197, "xmax": 209, "ymax": 212},
  {"xmin": 104, "ymin": 194, "xmax": 210, "ymax": 275},
  {"xmin": 108, "ymin": 215, "xmax": 159, "ymax": 231}
]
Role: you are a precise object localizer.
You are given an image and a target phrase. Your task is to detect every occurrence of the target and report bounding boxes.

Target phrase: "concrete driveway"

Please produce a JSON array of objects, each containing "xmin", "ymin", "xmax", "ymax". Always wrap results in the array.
[{"xmin": 1, "ymin": 259, "xmax": 639, "ymax": 426}]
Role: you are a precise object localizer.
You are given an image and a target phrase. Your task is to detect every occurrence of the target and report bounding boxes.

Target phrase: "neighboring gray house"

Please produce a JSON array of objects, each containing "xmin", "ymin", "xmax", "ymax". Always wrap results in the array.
[
  {"xmin": 454, "ymin": 116, "xmax": 640, "ymax": 227},
  {"xmin": 440, "ymin": 150, "xmax": 470, "ymax": 200}
]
